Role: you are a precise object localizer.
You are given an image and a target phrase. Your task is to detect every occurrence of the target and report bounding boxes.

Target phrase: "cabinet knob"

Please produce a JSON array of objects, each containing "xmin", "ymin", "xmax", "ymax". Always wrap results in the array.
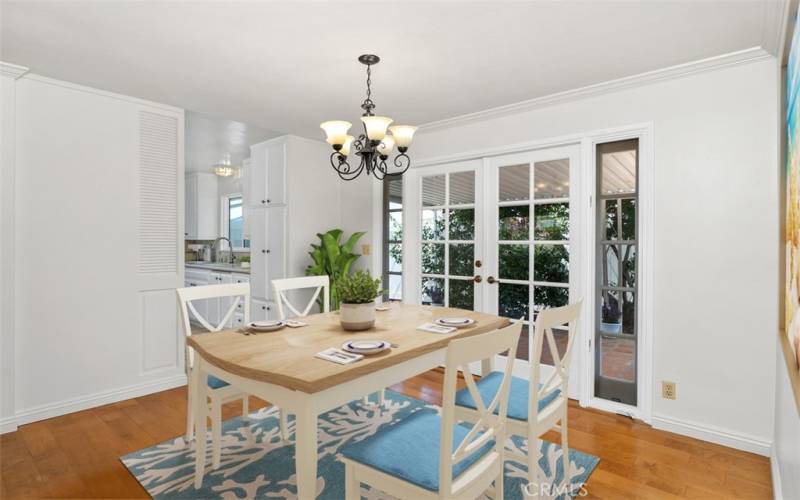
[
  {"xmin": 487, "ymin": 276, "xmax": 497, "ymax": 284},
  {"xmin": 262, "ymin": 249, "xmax": 270, "ymax": 254},
  {"xmin": 266, "ymin": 199, "xmax": 271, "ymax": 203},
  {"xmin": 261, "ymin": 199, "xmax": 266, "ymax": 204}
]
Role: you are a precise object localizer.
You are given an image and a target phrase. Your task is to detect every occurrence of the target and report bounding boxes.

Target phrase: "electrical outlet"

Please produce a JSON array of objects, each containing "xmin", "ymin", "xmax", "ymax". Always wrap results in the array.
[
  {"xmin": 362, "ymin": 244, "xmax": 371, "ymax": 256},
  {"xmin": 662, "ymin": 381, "xmax": 676, "ymax": 400}
]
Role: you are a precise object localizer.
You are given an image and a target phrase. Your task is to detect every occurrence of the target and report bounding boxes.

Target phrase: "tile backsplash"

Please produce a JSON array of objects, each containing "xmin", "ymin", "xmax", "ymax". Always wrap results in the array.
[{"xmin": 185, "ymin": 239, "xmax": 250, "ymax": 263}]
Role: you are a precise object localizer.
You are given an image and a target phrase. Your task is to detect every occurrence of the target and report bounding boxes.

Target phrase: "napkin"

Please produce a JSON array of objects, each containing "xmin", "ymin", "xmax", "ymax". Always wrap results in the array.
[{"xmin": 417, "ymin": 323, "xmax": 457, "ymax": 334}]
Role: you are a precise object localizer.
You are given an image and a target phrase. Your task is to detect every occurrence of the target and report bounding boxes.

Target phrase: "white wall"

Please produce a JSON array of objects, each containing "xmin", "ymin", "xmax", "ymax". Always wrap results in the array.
[
  {"xmin": 1, "ymin": 63, "xmax": 26, "ymax": 432},
  {"xmin": 410, "ymin": 57, "xmax": 779, "ymax": 452},
  {"xmin": 11, "ymin": 74, "xmax": 185, "ymax": 424}
]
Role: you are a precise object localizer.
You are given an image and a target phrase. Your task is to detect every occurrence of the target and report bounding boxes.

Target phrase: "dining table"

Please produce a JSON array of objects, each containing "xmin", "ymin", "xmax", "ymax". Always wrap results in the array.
[{"xmin": 186, "ymin": 303, "xmax": 509, "ymax": 500}]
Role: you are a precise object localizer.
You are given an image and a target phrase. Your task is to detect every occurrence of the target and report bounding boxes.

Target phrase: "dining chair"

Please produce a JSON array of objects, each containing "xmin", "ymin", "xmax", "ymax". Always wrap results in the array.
[
  {"xmin": 339, "ymin": 320, "xmax": 522, "ymax": 500},
  {"xmin": 453, "ymin": 300, "xmax": 583, "ymax": 498},
  {"xmin": 177, "ymin": 283, "xmax": 256, "ymax": 469}
]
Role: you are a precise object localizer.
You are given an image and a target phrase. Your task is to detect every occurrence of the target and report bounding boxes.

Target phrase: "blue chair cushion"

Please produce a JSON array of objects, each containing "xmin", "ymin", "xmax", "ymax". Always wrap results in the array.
[
  {"xmin": 340, "ymin": 412, "xmax": 495, "ymax": 492},
  {"xmin": 207, "ymin": 374, "xmax": 230, "ymax": 390},
  {"xmin": 454, "ymin": 371, "xmax": 560, "ymax": 422}
]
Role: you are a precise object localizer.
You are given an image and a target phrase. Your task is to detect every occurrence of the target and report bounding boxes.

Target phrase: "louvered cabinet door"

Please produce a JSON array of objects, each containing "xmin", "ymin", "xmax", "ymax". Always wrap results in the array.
[{"xmin": 138, "ymin": 109, "xmax": 184, "ymax": 374}]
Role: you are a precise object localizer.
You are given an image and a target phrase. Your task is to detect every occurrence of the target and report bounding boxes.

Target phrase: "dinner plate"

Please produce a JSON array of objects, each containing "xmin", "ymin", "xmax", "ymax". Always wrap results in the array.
[
  {"xmin": 341, "ymin": 340, "xmax": 390, "ymax": 355},
  {"xmin": 435, "ymin": 317, "xmax": 475, "ymax": 328},
  {"xmin": 246, "ymin": 320, "xmax": 285, "ymax": 332}
]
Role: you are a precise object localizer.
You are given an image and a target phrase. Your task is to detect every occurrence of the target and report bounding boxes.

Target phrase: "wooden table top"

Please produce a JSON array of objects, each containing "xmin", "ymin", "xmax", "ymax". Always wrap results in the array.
[{"xmin": 186, "ymin": 304, "xmax": 509, "ymax": 393}]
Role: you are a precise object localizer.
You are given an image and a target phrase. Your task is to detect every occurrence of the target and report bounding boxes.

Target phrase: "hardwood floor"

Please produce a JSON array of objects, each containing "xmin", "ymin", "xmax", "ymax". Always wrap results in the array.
[{"xmin": 0, "ymin": 370, "xmax": 772, "ymax": 499}]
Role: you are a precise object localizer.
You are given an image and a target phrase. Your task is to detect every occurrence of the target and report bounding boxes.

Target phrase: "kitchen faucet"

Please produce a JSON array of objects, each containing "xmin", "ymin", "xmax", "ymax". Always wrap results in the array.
[{"xmin": 213, "ymin": 237, "xmax": 235, "ymax": 264}]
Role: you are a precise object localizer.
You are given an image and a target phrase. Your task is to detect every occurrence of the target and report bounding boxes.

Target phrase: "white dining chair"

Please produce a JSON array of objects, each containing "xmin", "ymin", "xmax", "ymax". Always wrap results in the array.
[
  {"xmin": 177, "ymin": 283, "xmax": 257, "ymax": 469},
  {"xmin": 340, "ymin": 320, "xmax": 522, "ymax": 500},
  {"xmin": 454, "ymin": 300, "xmax": 583, "ymax": 498},
  {"xmin": 272, "ymin": 275, "xmax": 331, "ymax": 319}
]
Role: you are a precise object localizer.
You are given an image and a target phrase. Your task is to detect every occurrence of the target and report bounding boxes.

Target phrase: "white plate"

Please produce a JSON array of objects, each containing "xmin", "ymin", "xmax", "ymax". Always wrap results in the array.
[
  {"xmin": 342, "ymin": 340, "xmax": 390, "ymax": 354},
  {"xmin": 246, "ymin": 320, "xmax": 285, "ymax": 332},
  {"xmin": 435, "ymin": 317, "xmax": 475, "ymax": 328}
]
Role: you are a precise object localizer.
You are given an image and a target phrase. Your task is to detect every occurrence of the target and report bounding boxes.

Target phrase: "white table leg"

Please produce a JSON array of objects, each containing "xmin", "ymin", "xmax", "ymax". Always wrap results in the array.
[
  {"xmin": 481, "ymin": 355, "xmax": 495, "ymax": 376},
  {"xmin": 294, "ymin": 399, "xmax": 318, "ymax": 500},
  {"xmin": 193, "ymin": 358, "xmax": 208, "ymax": 489}
]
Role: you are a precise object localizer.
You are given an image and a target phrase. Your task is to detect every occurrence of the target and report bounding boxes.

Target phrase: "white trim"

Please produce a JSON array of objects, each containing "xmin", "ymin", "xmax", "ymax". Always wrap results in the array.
[
  {"xmin": 771, "ymin": 443, "xmax": 785, "ymax": 500},
  {"xmin": 19, "ymin": 72, "xmax": 183, "ymax": 114},
  {"xmin": 0, "ymin": 416, "xmax": 18, "ymax": 434},
  {"xmin": 418, "ymin": 47, "xmax": 771, "ymax": 134},
  {"xmin": 652, "ymin": 413, "xmax": 772, "ymax": 457},
  {"xmin": 13, "ymin": 374, "xmax": 187, "ymax": 427},
  {"xmin": 371, "ymin": 178, "xmax": 383, "ymax": 279},
  {"xmin": 0, "ymin": 62, "xmax": 28, "ymax": 79}
]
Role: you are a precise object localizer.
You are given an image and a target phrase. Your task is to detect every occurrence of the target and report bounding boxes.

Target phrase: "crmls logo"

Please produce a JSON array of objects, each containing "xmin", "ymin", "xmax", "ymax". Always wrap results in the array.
[{"xmin": 521, "ymin": 482, "xmax": 588, "ymax": 498}]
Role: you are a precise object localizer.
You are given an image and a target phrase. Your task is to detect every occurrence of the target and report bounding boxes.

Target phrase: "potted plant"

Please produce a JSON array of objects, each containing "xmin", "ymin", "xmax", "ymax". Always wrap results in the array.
[
  {"xmin": 600, "ymin": 294, "xmax": 622, "ymax": 334},
  {"xmin": 305, "ymin": 229, "xmax": 366, "ymax": 310},
  {"xmin": 337, "ymin": 270, "xmax": 383, "ymax": 331},
  {"xmin": 238, "ymin": 255, "xmax": 250, "ymax": 269}
]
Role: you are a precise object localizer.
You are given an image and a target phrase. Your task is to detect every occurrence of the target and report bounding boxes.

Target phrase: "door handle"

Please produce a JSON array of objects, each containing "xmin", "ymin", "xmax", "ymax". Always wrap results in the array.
[
  {"xmin": 473, "ymin": 275, "xmax": 482, "ymax": 283},
  {"xmin": 487, "ymin": 276, "xmax": 497, "ymax": 284}
]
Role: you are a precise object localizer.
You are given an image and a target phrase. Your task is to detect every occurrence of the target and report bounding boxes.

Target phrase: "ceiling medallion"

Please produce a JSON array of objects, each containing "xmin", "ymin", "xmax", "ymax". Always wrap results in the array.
[{"xmin": 320, "ymin": 54, "xmax": 417, "ymax": 181}]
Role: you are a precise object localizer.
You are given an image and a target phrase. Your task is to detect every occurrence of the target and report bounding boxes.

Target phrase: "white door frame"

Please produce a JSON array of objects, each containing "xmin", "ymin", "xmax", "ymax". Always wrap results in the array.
[{"xmin": 382, "ymin": 122, "xmax": 654, "ymax": 423}]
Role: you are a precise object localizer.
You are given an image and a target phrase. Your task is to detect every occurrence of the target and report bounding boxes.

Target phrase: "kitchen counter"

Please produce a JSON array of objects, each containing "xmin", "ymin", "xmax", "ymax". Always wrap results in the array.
[{"xmin": 186, "ymin": 262, "xmax": 251, "ymax": 274}]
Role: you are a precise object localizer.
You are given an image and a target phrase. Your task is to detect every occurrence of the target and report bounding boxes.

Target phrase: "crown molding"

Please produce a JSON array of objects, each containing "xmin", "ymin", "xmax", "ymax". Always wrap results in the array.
[
  {"xmin": 0, "ymin": 62, "xmax": 29, "ymax": 79},
  {"xmin": 762, "ymin": 0, "xmax": 789, "ymax": 57},
  {"xmin": 419, "ymin": 46, "xmax": 773, "ymax": 134}
]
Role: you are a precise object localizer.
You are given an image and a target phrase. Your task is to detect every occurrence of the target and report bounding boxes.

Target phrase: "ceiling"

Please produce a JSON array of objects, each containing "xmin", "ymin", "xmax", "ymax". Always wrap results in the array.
[
  {"xmin": 185, "ymin": 111, "xmax": 277, "ymax": 173},
  {"xmin": 1, "ymin": 1, "xmax": 781, "ymax": 139}
]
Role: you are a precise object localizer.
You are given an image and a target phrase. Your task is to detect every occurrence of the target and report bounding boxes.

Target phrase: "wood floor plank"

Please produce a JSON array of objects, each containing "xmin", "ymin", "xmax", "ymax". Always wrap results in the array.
[{"xmin": 0, "ymin": 369, "xmax": 772, "ymax": 499}]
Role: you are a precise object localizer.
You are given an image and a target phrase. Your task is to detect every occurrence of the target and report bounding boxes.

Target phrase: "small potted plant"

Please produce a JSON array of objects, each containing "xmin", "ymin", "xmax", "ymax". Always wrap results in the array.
[
  {"xmin": 337, "ymin": 270, "xmax": 383, "ymax": 331},
  {"xmin": 238, "ymin": 255, "xmax": 251, "ymax": 269},
  {"xmin": 600, "ymin": 295, "xmax": 622, "ymax": 334}
]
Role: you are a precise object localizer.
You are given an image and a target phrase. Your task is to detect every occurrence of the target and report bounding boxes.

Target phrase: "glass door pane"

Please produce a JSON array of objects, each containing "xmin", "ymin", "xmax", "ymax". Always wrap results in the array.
[
  {"xmin": 595, "ymin": 139, "xmax": 639, "ymax": 406},
  {"xmin": 420, "ymin": 168, "xmax": 479, "ymax": 310},
  {"xmin": 491, "ymin": 153, "xmax": 574, "ymax": 367}
]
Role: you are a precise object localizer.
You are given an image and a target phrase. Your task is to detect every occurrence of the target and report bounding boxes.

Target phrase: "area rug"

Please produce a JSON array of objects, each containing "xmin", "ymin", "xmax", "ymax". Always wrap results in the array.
[{"xmin": 121, "ymin": 391, "xmax": 598, "ymax": 499}]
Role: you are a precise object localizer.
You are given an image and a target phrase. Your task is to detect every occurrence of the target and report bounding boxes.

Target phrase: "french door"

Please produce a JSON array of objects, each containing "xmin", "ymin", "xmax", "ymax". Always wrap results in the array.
[
  {"xmin": 485, "ymin": 146, "xmax": 582, "ymax": 397},
  {"xmin": 408, "ymin": 146, "xmax": 583, "ymax": 398},
  {"xmin": 417, "ymin": 160, "xmax": 485, "ymax": 312}
]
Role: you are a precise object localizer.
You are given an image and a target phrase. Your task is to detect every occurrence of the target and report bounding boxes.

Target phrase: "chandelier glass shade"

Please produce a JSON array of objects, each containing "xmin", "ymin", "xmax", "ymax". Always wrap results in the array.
[
  {"xmin": 320, "ymin": 55, "xmax": 417, "ymax": 181},
  {"xmin": 213, "ymin": 153, "xmax": 237, "ymax": 177}
]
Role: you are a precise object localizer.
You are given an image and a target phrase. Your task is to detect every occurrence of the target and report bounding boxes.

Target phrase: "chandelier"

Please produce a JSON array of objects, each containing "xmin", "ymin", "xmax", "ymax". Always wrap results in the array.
[
  {"xmin": 320, "ymin": 54, "xmax": 417, "ymax": 181},
  {"xmin": 213, "ymin": 153, "xmax": 237, "ymax": 177}
]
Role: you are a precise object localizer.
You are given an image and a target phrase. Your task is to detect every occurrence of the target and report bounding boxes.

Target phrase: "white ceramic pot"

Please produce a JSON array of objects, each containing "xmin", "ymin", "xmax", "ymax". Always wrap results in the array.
[{"xmin": 340, "ymin": 301, "xmax": 376, "ymax": 331}]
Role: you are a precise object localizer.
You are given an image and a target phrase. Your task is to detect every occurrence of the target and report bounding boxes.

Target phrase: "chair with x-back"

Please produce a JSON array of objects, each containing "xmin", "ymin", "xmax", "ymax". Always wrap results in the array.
[
  {"xmin": 177, "ymin": 282, "xmax": 257, "ymax": 469},
  {"xmin": 340, "ymin": 319, "xmax": 522, "ymax": 500},
  {"xmin": 454, "ymin": 300, "xmax": 583, "ymax": 498}
]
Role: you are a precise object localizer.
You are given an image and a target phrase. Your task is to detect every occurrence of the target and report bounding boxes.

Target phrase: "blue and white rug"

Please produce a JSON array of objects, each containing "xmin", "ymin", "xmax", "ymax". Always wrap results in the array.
[{"xmin": 121, "ymin": 391, "xmax": 598, "ymax": 499}]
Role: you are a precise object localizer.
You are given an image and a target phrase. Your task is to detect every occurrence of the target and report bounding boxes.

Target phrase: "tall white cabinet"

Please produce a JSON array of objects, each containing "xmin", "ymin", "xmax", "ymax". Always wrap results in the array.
[
  {"xmin": 247, "ymin": 135, "xmax": 340, "ymax": 313},
  {"xmin": 185, "ymin": 172, "xmax": 218, "ymax": 240}
]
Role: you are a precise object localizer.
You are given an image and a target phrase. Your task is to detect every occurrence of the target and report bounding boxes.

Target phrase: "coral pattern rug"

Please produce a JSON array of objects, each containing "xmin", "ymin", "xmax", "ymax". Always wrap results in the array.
[{"xmin": 121, "ymin": 391, "xmax": 598, "ymax": 499}]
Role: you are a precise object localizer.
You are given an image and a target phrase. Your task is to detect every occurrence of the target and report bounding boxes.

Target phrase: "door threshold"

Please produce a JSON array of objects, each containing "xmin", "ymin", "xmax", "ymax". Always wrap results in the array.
[{"xmin": 588, "ymin": 396, "xmax": 648, "ymax": 424}]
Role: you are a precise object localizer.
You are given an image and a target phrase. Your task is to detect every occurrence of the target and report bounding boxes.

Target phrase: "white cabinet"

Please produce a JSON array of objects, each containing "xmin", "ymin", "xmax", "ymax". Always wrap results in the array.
[
  {"xmin": 249, "ymin": 138, "xmax": 286, "ymax": 208},
  {"xmin": 251, "ymin": 299, "xmax": 278, "ymax": 321},
  {"xmin": 250, "ymin": 207, "xmax": 286, "ymax": 301},
  {"xmin": 185, "ymin": 172, "xmax": 218, "ymax": 240}
]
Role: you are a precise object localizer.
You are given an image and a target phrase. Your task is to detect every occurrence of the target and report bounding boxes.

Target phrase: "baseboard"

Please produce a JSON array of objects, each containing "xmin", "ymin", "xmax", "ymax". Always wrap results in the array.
[
  {"xmin": 13, "ymin": 373, "xmax": 187, "ymax": 428},
  {"xmin": 0, "ymin": 415, "xmax": 18, "ymax": 434},
  {"xmin": 652, "ymin": 413, "xmax": 772, "ymax": 456},
  {"xmin": 771, "ymin": 443, "xmax": 785, "ymax": 500}
]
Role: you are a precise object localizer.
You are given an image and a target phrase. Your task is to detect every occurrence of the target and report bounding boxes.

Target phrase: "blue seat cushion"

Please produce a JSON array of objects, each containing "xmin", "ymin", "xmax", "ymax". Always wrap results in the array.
[
  {"xmin": 454, "ymin": 371, "xmax": 560, "ymax": 422},
  {"xmin": 340, "ymin": 412, "xmax": 495, "ymax": 492},
  {"xmin": 206, "ymin": 374, "xmax": 230, "ymax": 390}
]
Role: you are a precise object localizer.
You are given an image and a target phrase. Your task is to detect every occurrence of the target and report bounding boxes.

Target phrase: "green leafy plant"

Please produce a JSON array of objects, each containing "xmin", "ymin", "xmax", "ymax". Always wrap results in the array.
[
  {"xmin": 305, "ymin": 229, "xmax": 366, "ymax": 310},
  {"xmin": 238, "ymin": 255, "xmax": 250, "ymax": 263},
  {"xmin": 338, "ymin": 270, "xmax": 383, "ymax": 304}
]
